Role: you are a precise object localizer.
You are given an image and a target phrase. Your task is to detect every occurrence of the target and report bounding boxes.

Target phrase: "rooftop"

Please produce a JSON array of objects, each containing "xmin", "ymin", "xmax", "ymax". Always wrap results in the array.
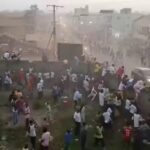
[{"xmin": 135, "ymin": 67, "xmax": 150, "ymax": 71}]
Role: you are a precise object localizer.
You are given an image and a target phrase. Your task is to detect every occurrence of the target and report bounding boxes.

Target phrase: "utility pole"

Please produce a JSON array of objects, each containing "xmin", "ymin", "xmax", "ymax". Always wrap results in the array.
[{"xmin": 47, "ymin": 4, "xmax": 63, "ymax": 60}]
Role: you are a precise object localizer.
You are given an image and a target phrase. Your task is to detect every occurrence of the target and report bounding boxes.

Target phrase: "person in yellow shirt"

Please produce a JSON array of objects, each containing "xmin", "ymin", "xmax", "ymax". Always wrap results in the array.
[
  {"xmin": 94, "ymin": 63, "xmax": 101, "ymax": 77},
  {"xmin": 94, "ymin": 124, "xmax": 106, "ymax": 150},
  {"xmin": 45, "ymin": 102, "xmax": 53, "ymax": 122}
]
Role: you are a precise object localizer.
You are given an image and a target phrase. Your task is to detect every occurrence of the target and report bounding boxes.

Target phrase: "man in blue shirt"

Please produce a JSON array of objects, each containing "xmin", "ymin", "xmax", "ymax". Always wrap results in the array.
[{"xmin": 64, "ymin": 129, "xmax": 73, "ymax": 150}]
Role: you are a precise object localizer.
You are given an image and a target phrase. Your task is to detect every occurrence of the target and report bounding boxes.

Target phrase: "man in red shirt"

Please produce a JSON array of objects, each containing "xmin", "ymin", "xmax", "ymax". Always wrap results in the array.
[
  {"xmin": 18, "ymin": 68, "xmax": 26, "ymax": 87},
  {"xmin": 116, "ymin": 66, "xmax": 124, "ymax": 80},
  {"xmin": 27, "ymin": 73, "xmax": 36, "ymax": 98},
  {"xmin": 122, "ymin": 121, "xmax": 133, "ymax": 150}
]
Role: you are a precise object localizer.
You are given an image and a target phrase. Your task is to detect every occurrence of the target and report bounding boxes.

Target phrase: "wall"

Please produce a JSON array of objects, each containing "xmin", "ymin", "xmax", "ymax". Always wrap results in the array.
[{"xmin": 0, "ymin": 61, "xmax": 88, "ymax": 74}]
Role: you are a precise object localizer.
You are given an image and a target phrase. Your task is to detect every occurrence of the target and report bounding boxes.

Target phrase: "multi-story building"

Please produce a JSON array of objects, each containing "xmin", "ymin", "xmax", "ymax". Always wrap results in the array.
[
  {"xmin": 131, "ymin": 15, "xmax": 150, "ymax": 64},
  {"xmin": 74, "ymin": 5, "xmax": 89, "ymax": 16},
  {"xmin": 132, "ymin": 15, "xmax": 150, "ymax": 40},
  {"xmin": 0, "ymin": 12, "xmax": 27, "ymax": 40},
  {"xmin": 0, "ymin": 5, "xmax": 50, "ymax": 40}
]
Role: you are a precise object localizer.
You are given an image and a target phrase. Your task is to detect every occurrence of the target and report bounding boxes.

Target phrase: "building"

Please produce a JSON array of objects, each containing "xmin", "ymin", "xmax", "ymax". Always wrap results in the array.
[
  {"xmin": 0, "ymin": 13, "xmax": 27, "ymax": 40},
  {"xmin": 131, "ymin": 15, "xmax": 150, "ymax": 51},
  {"xmin": 74, "ymin": 5, "xmax": 89, "ymax": 16},
  {"xmin": 25, "ymin": 33, "xmax": 50, "ymax": 49},
  {"xmin": 0, "ymin": 5, "xmax": 50, "ymax": 40},
  {"xmin": 111, "ymin": 12, "xmax": 141, "ymax": 37},
  {"xmin": 0, "ymin": 34, "xmax": 44, "ymax": 60},
  {"xmin": 131, "ymin": 15, "xmax": 150, "ymax": 65},
  {"xmin": 0, "ymin": 9, "xmax": 52, "ymax": 51},
  {"xmin": 132, "ymin": 15, "xmax": 150, "ymax": 40},
  {"xmin": 0, "ymin": 11, "xmax": 38, "ymax": 40},
  {"xmin": 97, "ymin": 8, "xmax": 141, "ymax": 37},
  {"xmin": 120, "ymin": 8, "xmax": 132, "ymax": 14},
  {"xmin": 100, "ymin": 10, "xmax": 114, "ymax": 14}
]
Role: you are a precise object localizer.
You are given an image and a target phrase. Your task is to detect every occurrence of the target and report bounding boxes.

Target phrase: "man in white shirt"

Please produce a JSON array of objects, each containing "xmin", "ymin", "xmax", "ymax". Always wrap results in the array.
[
  {"xmin": 125, "ymin": 99, "xmax": 131, "ymax": 111},
  {"xmin": 71, "ymin": 73, "xmax": 77, "ymax": 83},
  {"xmin": 88, "ymin": 86, "xmax": 97, "ymax": 101},
  {"xmin": 83, "ymin": 79, "xmax": 89, "ymax": 92},
  {"xmin": 73, "ymin": 110, "xmax": 81, "ymax": 138},
  {"xmin": 103, "ymin": 87, "xmax": 109, "ymax": 98},
  {"xmin": 99, "ymin": 89, "xmax": 105, "ymax": 107},
  {"xmin": 107, "ymin": 107, "xmax": 113, "ymax": 115},
  {"xmin": 44, "ymin": 73, "xmax": 50, "ymax": 80},
  {"xmin": 44, "ymin": 73, "xmax": 50, "ymax": 88},
  {"xmin": 61, "ymin": 75, "xmax": 67, "ymax": 82},
  {"xmin": 29, "ymin": 68, "xmax": 33, "ymax": 73},
  {"xmin": 102, "ymin": 68, "xmax": 107, "ymax": 77},
  {"xmin": 103, "ymin": 111, "xmax": 112, "ymax": 128},
  {"xmin": 98, "ymin": 81, "xmax": 104, "ymax": 90},
  {"xmin": 129, "ymin": 104, "xmax": 137, "ymax": 115},
  {"xmin": 124, "ymin": 99, "xmax": 131, "ymax": 119},
  {"xmin": 3, "ymin": 51, "xmax": 10, "ymax": 60},
  {"xmin": 114, "ymin": 96, "xmax": 121, "ymax": 107},
  {"xmin": 50, "ymin": 72, "xmax": 55, "ymax": 79},
  {"xmin": 37, "ymin": 80, "xmax": 44, "ymax": 99},
  {"xmin": 102, "ymin": 62, "xmax": 109, "ymax": 77},
  {"xmin": 118, "ymin": 81, "xmax": 125, "ymax": 99},
  {"xmin": 134, "ymin": 80, "xmax": 144, "ymax": 99},
  {"xmin": 66, "ymin": 68, "xmax": 72, "ymax": 76},
  {"xmin": 109, "ymin": 64, "xmax": 116, "ymax": 74},
  {"xmin": 38, "ymin": 73, "xmax": 42, "ymax": 79},
  {"xmin": 118, "ymin": 81, "xmax": 125, "ymax": 91},
  {"xmin": 40, "ymin": 127, "xmax": 53, "ymax": 149},
  {"xmin": 73, "ymin": 90, "xmax": 82, "ymax": 106},
  {"xmin": 132, "ymin": 113, "xmax": 143, "ymax": 128},
  {"xmin": 85, "ymin": 75, "xmax": 90, "ymax": 81},
  {"xmin": 28, "ymin": 120, "xmax": 36, "ymax": 150},
  {"xmin": 4, "ymin": 75, "xmax": 12, "ymax": 90}
]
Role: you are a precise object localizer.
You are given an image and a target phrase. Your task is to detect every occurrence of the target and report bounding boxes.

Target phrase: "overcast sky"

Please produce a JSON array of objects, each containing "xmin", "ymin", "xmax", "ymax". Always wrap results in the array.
[{"xmin": 0, "ymin": 0, "xmax": 150, "ymax": 12}]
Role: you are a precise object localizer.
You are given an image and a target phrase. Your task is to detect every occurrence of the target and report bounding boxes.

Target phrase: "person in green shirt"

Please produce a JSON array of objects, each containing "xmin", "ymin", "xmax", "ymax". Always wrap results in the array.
[
  {"xmin": 45, "ymin": 102, "xmax": 52, "ymax": 122},
  {"xmin": 94, "ymin": 124, "xmax": 106, "ymax": 150}
]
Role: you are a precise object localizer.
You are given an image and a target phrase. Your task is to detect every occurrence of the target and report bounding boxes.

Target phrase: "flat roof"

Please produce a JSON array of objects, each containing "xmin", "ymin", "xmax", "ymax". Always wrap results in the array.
[{"xmin": 135, "ymin": 67, "xmax": 150, "ymax": 71}]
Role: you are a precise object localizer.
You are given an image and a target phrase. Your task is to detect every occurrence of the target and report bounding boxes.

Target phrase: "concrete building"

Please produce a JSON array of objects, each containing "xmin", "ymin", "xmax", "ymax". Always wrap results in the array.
[
  {"xmin": 0, "ymin": 13, "xmax": 27, "ymax": 40},
  {"xmin": 132, "ymin": 15, "xmax": 150, "ymax": 40},
  {"xmin": 74, "ymin": 5, "xmax": 89, "ymax": 16},
  {"xmin": 97, "ymin": 8, "xmax": 141, "ymax": 37},
  {"xmin": 131, "ymin": 15, "xmax": 150, "ymax": 65},
  {"xmin": 0, "ymin": 9, "xmax": 51, "ymax": 49},
  {"xmin": 0, "ymin": 34, "xmax": 44, "ymax": 59},
  {"xmin": 111, "ymin": 12, "xmax": 141, "ymax": 37},
  {"xmin": 120, "ymin": 8, "xmax": 132, "ymax": 14},
  {"xmin": 70, "ymin": 8, "xmax": 142, "ymax": 55}
]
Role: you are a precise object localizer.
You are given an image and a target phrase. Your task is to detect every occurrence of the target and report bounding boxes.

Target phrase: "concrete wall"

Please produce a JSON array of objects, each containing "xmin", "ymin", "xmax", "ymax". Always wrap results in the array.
[{"xmin": 0, "ymin": 60, "xmax": 88, "ymax": 74}]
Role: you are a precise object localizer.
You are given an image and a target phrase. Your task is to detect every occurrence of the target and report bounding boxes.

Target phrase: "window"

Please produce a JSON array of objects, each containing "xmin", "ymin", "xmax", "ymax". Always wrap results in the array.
[{"xmin": 140, "ymin": 26, "xmax": 150, "ymax": 35}]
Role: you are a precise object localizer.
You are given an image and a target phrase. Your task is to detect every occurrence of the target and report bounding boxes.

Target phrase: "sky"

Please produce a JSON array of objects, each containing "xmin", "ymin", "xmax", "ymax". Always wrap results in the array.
[{"xmin": 0, "ymin": 0, "xmax": 150, "ymax": 12}]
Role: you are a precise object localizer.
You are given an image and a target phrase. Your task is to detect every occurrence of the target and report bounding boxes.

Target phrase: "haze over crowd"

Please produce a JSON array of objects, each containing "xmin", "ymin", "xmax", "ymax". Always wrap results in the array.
[{"xmin": 0, "ymin": 0, "xmax": 150, "ymax": 12}]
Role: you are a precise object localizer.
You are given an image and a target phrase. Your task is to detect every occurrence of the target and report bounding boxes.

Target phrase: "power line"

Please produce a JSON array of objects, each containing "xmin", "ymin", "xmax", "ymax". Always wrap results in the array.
[{"xmin": 47, "ymin": 4, "xmax": 64, "ymax": 60}]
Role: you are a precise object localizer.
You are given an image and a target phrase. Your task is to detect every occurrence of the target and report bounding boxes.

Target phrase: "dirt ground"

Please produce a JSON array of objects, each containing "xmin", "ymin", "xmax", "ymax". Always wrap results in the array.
[{"xmin": 0, "ymin": 89, "xmax": 149, "ymax": 150}]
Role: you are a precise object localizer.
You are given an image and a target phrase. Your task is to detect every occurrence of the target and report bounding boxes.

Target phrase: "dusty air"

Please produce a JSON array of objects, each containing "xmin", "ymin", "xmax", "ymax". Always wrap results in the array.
[{"xmin": 0, "ymin": 0, "xmax": 150, "ymax": 150}]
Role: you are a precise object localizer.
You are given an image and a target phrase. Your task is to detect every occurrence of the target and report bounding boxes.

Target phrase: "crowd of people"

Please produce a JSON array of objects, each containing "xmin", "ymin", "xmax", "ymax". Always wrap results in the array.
[
  {"xmin": 71, "ymin": 62, "xmax": 150, "ymax": 150},
  {"xmin": 2, "ymin": 50, "xmax": 22, "ymax": 61},
  {"xmin": 2, "ymin": 59, "xmax": 150, "ymax": 150}
]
